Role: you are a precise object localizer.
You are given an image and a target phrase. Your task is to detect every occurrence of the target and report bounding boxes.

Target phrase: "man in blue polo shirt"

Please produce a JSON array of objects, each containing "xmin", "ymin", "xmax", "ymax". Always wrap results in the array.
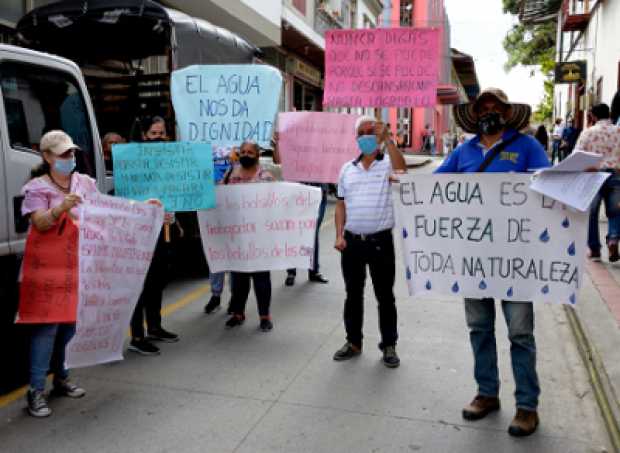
[{"xmin": 436, "ymin": 88, "xmax": 550, "ymax": 437}]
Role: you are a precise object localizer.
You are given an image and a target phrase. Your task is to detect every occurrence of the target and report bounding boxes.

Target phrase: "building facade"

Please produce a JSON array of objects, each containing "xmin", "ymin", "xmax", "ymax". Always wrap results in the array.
[{"xmin": 553, "ymin": 0, "xmax": 620, "ymax": 127}]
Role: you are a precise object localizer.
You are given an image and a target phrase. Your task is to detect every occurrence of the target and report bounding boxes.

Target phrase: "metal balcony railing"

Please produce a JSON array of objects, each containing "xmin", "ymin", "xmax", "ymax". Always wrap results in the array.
[
  {"xmin": 314, "ymin": 6, "xmax": 343, "ymax": 36},
  {"xmin": 561, "ymin": 0, "xmax": 591, "ymax": 32}
]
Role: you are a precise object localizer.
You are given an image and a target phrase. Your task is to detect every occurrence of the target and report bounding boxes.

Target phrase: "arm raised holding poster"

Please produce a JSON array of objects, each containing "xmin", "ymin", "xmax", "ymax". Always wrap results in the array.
[{"xmin": 332, "ymin": 115, "xmax": 405, "ymax": 368}]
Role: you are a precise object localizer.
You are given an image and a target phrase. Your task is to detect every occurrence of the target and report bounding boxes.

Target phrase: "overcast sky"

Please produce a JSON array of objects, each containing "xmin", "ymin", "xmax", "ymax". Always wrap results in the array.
[{"xmin": 444, "ymin": 0, "xmax": 546, "ymax": 108}]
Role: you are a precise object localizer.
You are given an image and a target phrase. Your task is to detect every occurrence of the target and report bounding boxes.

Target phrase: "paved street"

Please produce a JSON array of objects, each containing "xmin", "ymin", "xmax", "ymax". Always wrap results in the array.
[{"xmin": 0, "ymin": 163, "xmax": 613, "ymax": 453}]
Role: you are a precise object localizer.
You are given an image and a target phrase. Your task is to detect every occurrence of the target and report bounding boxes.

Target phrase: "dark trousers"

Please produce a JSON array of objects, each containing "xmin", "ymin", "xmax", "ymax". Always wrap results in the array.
[
  {"xmin": 288, "ymin": 186, "xmax": 327, "ymax": 276},
  {"xmin": 230, "ymin": 271, "xmax": 271, "ymax": 317},
  {"xmin": 341, "ymin": 230, "xmax": 398, "ymax": 348},
  {"xmin": 131, "ymin": 232, "xmax": 168, "ymax": 338}
]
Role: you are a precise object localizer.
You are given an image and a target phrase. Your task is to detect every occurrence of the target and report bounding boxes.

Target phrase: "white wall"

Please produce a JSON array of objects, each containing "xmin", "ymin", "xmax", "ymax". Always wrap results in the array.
[
  {"xmin": 555, "ymin": 0, "xmax": 620, "ymax": 122},
  {"xmin": 240, "ymin": 0, "xmax": 281, "ymax": 27},
  {"xmin": 588, "ymin": 0, "xmax": 620, "ymax": 105}
]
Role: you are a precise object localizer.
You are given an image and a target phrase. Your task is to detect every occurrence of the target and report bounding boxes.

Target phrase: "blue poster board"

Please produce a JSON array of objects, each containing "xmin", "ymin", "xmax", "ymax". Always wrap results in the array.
[
  {"xmin": 112, "ymin": 142, "xmax": 215, "ymax": 211},
  {"xmin": 171, "ymin": 64, "xmax": 282, "ymax": 148}
]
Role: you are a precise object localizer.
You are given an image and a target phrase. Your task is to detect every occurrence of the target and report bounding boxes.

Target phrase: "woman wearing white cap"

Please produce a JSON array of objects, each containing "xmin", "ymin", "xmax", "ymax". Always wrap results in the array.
[{"xmin": 20, "ymin": 130, "xmax": 94, "ymax": 417}]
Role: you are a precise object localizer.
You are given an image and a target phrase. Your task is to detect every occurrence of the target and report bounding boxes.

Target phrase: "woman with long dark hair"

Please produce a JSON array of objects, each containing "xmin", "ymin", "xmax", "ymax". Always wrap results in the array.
[
  {"xmin": 127, "ymin": 116, "xmax": 179, "ymax": 355},
  {"xmin": 534, "ymin": 125, "xmax": 549, "ymax": 153}
]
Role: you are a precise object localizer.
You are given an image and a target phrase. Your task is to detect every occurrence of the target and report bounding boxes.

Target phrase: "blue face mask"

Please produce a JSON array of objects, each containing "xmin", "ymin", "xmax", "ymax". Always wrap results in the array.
[
  {"xmin": 357, "ymin": 135, "xmax": 378, "ymax": 155},
  {"xmin": 54, "ymin": 157, "xmax": 76, "ymax": 175}
]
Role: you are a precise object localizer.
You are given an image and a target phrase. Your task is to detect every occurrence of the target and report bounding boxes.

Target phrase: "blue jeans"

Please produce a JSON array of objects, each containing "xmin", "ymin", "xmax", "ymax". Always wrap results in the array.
[
  {"xmin": 288, "ymin": 187, "xmax": 327, "ymax": 275},
  {"xmin": 30, "ymin": 323, "xmax": 76, "ymax": 391},
  {"xmin": 210, "ymin": 272, "xmax": 225, "ymax": 297},
  {"xmin": 464, "ymin": 299, "xmax": 539, "ymax": 411},
  {"xmin": 588, "ymin": 171, "xmax": 620, "ymax": 252}
]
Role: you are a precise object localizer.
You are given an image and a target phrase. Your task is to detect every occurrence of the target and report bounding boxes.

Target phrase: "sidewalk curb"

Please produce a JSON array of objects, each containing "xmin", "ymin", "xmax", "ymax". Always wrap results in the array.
[{"xmin": 564, "ymin": 305, "xmax": 620, "ymax": 452}]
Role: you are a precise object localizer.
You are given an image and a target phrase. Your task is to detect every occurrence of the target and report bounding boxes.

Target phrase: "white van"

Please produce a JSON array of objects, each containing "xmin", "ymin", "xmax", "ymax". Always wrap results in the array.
[{"xmin": 0, "ymin": 44, "xmax": 104, "ymax": 392}]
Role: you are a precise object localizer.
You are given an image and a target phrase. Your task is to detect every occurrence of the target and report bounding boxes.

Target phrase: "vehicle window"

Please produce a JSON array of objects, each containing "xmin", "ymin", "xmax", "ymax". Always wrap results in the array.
[{"xmin": 0, "ymin": 61, "xmax": 95, "ymax": 177}]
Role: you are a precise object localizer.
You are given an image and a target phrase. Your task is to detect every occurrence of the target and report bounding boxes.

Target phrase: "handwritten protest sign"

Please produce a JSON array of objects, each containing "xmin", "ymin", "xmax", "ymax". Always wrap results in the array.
[
  {"xmin": 393, "ymin": 174, "xmax": 587, "ymax": 304},
  {"xmin": 198, "ymin": 183, "xmax": 321, "ymax": 273},
  {"xmin": 278, "ymin": 112, "xmax": 359, "ymax": 183},
  {"xmin": 171, "ymin": 65, "xmax": 282, "ymax": 148},
  {"xmin": 112, "ymin": 142, "xmax": 215, "ymax": 212},
  {"xmin": 66, "ymin": 194, "xmax": 163, "ymax": 368},
  {"xmin": 323, "ymin": 28, "xmax": 440, "ymax": 108},
  {"xmin": 17, "ymin": 214, "xmax": 78, "ymax": 323}
]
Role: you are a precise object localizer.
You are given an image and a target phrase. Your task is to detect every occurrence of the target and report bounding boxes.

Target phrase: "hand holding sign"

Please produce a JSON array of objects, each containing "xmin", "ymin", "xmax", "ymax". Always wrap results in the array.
[{"xmin": 171, "ymin": 65, "xmax": 283, "ymax": 148}]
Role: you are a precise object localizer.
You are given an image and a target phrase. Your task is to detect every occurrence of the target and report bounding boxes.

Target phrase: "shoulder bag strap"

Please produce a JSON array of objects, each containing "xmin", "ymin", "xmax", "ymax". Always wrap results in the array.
[{"xmin": 476, "ymin": 134, "xmax": 520, "ymax": 172}]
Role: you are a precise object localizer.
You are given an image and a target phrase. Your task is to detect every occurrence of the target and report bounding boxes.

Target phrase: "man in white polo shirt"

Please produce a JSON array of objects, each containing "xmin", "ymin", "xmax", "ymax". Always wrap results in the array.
[{"xmin": 333, "ymin": 115, "xmax": 407, "ymax": 368}]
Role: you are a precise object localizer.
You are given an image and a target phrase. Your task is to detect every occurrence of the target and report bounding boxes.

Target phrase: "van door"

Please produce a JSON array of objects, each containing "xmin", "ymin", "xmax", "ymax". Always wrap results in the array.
[{"xmin": 0, "ymin": 53, "xmax": 102, "ymax": 254}]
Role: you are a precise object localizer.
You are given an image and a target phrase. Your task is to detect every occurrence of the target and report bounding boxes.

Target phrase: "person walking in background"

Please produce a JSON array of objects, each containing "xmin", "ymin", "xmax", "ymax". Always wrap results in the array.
[
  {"xmin": 534, "ymin": 125, "xmax": 549, "ymax": 154},
  {"xmin": 128, "ymin": 116, "xmax": 179, "ymax": 355},
  {"xmin": 20, "ymin": 131, "xmax": 93, "ymax": 417},
  {"xmin": 550, "ymin": 118, "xmax": 564, "ymax": 163},
  {"xmin": 560, "ymin": 118, "xmax": 580, "ymax": 161},
  {"xmin": 222, "ymin": 141, "xmax": 276, "ymax": 332},
  {"xmin": 577, "ymin": 104, "xmax": 620, "ymax": 263},
  {"xmin": 333, "ymin": 115, "xmax": 406, "ymax": 369},
  {"xmin": 436, "ymin": 88, "xmax": 550, "ymax": 437}
]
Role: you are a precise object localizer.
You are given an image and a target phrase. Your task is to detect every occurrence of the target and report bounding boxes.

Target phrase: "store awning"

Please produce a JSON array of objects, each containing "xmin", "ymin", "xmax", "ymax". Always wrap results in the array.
[
  {"xmin": 437, "ymin": 84, "xmax": 460, "ymax": 105},
  {"xmin": 16, "ymin": 0, "xmax": 260, "ymax": 68},
  {"xmin": 451, "ymin": 48, "xmax": 480, "ymax": 102}
]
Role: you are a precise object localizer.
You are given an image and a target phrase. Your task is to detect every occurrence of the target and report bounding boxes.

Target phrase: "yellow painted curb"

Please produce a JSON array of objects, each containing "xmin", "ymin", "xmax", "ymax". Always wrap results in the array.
[{"xmin": 0, "ymin": 283, "xmax": 210, "ymax": 409}]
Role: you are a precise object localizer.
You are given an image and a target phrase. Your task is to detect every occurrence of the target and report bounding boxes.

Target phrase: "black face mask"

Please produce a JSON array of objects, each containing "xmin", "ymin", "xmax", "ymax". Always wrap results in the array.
[
  {"xmin": 239, "ymin": 155, "xmax": 258, "ymax": 169},
  {"xmin": 478, "ymin": 112, "xmax": 505, "ymax": 136}
]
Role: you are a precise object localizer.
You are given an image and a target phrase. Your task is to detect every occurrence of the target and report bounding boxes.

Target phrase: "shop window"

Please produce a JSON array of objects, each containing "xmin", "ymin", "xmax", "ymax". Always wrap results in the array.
[
  {"xmin": 0, "ymin": 61, "xmax": 95, "ymax": 177},
  {"xmin": 0, "ymin": 0, "xmax": 25, "ymax": 25},
  {"xmin": 400, "ymin": 0, "xmax": 413, "ymax": 26}
]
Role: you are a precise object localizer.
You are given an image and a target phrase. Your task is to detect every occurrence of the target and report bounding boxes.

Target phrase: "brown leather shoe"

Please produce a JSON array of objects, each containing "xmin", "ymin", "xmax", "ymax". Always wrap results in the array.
[
  {"xmin": 462, "ymin": 395, "xmax": 500, "ymax": 420},
  {"xmin": 508, "ymin": 409, "xmax": 539, "ymax": 437}
]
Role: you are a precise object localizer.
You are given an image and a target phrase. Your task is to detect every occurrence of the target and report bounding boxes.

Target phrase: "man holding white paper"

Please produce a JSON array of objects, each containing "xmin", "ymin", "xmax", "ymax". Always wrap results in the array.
[{"xmin": 576, "ymin": 103, "xmax": 620, "ymax": 262}]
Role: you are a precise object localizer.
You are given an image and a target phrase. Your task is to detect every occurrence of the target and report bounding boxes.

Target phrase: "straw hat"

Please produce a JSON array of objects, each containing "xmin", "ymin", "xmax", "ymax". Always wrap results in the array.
[{"xmin": 453, "ymin": 88, "xmax": 531, "ymax": 134}]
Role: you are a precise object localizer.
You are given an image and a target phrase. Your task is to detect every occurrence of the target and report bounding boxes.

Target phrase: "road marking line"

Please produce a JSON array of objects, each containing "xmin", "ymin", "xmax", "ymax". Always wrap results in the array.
[{"xmin": 0, "ymin": 283, "xmax": 210, "ymax": 409}]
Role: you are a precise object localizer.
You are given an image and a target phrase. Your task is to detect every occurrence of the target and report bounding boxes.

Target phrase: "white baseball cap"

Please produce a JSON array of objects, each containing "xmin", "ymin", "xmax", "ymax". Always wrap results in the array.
[{"xmin": 40, "ymin": 130, "xmax": 80, "ymax": 156}]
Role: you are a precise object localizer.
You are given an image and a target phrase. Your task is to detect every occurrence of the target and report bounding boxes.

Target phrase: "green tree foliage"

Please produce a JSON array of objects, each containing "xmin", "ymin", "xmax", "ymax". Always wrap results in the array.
[{"xmin": 502, "ymin": 0, "xmax": 561, "ymax": 121}]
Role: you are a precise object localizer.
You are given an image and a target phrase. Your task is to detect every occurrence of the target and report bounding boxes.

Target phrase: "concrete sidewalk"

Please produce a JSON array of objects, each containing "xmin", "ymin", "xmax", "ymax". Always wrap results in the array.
[{"xmin": 0, "ymin": 205, "xmax": 612, "ymax": 452}]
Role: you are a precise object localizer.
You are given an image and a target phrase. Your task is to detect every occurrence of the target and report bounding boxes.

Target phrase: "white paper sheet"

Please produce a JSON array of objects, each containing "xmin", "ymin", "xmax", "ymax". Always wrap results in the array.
[{"xmin": 529, "ymin": 171, "xmax": 610, "ymax": 212}]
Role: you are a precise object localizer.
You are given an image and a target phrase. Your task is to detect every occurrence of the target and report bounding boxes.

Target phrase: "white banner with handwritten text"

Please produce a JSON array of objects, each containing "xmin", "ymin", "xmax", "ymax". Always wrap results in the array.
[
  {"xmin": 198, "ymin": 183, "xmax": 321, "ymax": 273},
  {"xmin": 393, "ymin": 174, "xmax": 588, "ymax": 304}
]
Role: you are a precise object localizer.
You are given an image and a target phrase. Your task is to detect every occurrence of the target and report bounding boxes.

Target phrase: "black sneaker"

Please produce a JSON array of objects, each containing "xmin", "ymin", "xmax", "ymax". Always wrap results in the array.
[
  {"xmin": 259, "ymin": 318, "xmax": 273, "ymax": 332},
  {"xmin": 52, "ymin": 378, "xmax": 85, "ymax": 398},
  {"xmin": 382, "ymin": 345, "xmax": 400, "ymax": 368},
  {"xmin": 308, "ymin": 271, "xmax": 329, "ymax": 283},
  {"xmin": 225, "ymin": 314, "xmax": 245, "ymax": 329},
  {"xmin": 147, "ymin": 328, "xmax": 180, "ymax": 343},
  {"xmin": 27, "ymin": 389, "xmax": 52, "ymax": 418},
  {"xmin": 589, "ymin": 249, "xmax": 602, "ymax": 262},
  {"xmin": 204, "ymin": 295, "xmax": 221, "ymax": 314},
  {"xmin": 128, "ymin": 338, "xmax": 160, "ymax": 355},
  {"xmin": 333, "ymin": 342, "xmax": 362, "ymax": 361},
  {"xmin": 285, "ymin": 274, "xmax": 296, "ymax": 286}
]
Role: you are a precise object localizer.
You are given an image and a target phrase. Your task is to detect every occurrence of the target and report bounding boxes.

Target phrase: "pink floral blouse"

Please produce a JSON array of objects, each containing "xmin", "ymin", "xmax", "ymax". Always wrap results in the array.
[
  {"xmin": 575, "ymin": 119, "xmax": 620, "ymax": 170},
  {"xmin": 21, "ymin": 172, "xmax": 99, "ymax": 217}
]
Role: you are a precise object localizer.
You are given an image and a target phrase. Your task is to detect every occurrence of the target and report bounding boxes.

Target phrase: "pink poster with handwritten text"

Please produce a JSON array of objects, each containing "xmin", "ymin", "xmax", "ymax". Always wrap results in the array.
[
  {"xmin": 66, "ymin": 194, "xmax": 164, "ymax": 368},
  {"xmin": 323, "ymin": 27, "xmax": 440, "ymax": 108},
  {"xmin": 278, "ymin": 112, "xmax": 359, "ymax": 183}
]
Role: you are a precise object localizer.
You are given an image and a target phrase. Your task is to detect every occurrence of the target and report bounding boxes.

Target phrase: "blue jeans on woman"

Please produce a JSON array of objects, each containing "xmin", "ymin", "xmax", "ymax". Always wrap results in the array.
[
  {"xmin": 464, "ymin": 299, "xmax": 539, "ymax": 411},
  {"xmin": 588, "ymin": 171, "xmax": 620, "ymax": 253},
  {"xmin": 30, "ymin": 323, "xmax": 76, "ymax": 391}
]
